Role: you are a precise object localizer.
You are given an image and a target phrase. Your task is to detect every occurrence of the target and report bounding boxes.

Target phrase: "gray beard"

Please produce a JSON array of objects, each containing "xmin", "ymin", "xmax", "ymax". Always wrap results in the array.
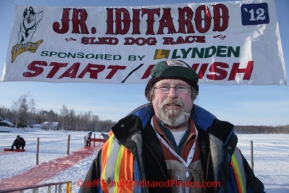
[{"xmin": 158, "ymin": 99, "xmax": 190, "ymax": 127}]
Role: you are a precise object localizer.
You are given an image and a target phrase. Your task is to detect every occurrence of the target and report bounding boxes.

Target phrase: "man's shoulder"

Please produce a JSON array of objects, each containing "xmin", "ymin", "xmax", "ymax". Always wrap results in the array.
[
  {"xmin": 122, "ymin": 103, "xmax": 154, "ymax": 128},
  {"xmin": 192, "ymin": 105, "xmax": 216, "ymax": 131},
  {"xmin": 192, "ymin": 104, "xmax": 234, "ymax": 130}
]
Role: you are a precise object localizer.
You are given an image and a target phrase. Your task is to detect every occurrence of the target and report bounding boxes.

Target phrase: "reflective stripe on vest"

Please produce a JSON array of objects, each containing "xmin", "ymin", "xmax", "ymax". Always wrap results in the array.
[
  {"xmin": 101, "ymin": 134, "xmax": 134, "ymax": 193},
  {"xmin": 230, "ymin": 148, "xmax": 246, "ymax": 193}
]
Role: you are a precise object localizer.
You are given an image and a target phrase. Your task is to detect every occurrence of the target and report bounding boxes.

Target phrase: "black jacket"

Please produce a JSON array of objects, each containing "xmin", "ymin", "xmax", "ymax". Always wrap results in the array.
[
  {"xmin": 80, "ymin": 104, "xmax": 264, "ymax": 193},
  {"xmin": 11, "ymin": 137, "xmax": 26, "ymax": 148}
]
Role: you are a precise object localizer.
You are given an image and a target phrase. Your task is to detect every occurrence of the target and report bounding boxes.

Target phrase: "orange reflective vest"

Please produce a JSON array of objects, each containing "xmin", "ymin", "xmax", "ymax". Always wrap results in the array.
[
  {"xmin": 101, "ymin": 134, "xmax": 134, "ymax": 193},
  {"xmin": 100, "ymin": 134, "xmax": 248, "ymax": 193},
  {"xmin": 231, "ymin": 148, "xmax": 247, "ymax": 193}
]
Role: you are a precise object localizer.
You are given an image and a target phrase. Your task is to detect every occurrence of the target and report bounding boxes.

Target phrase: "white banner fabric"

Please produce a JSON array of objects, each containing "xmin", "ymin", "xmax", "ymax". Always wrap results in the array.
[{"xmin": 1, "ymin": 0, "xmax": 287, "ymax": 85}]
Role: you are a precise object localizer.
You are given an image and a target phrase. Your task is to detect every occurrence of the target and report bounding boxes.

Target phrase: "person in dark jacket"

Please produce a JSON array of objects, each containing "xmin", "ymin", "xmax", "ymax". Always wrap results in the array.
[
  {"xmin": 11, "ymin": 135, "xmax": 26, "ymax": 150},
  {"xmin": 86, "ymin": 132, "xmax": 92, "ymax": 146},
  {"xmin": 100, "ymin": 133, "xmax": 109, "ymax": 141},
  {"xmin": 80, "ymin": 60, "xmax": 264, "ymax": 193}
]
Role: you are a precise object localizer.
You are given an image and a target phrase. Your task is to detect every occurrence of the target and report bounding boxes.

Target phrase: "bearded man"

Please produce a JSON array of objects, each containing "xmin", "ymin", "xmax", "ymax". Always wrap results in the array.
[{"xmin": 80, "ymin": 60, "xmax": 264, "ymax": 193}]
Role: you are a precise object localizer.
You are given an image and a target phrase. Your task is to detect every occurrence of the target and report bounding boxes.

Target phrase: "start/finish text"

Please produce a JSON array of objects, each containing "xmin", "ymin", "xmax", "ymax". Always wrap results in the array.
[{"xmin": 22, "ymin": 60, "xmax": 253, "ymax": 82}]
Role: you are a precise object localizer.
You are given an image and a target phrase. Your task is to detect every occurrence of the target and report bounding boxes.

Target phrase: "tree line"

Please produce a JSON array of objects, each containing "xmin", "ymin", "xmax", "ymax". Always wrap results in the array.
[
  {"xmin": 234, "ymin": 125, "xmax": 289, "ymax": 134},
  {"xmin": 0, "ymin": 93, "xmax": 116, "ymax": 132},
  {"xmin": 1, "ymin": 93, "xmax": 288, "ymax": 133}
]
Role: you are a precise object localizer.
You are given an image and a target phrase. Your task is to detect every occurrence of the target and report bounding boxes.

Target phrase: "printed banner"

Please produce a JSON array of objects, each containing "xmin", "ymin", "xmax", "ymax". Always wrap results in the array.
[{"xmin": 1, "ymin": 0, "xmax": 287, "ymax": 85}]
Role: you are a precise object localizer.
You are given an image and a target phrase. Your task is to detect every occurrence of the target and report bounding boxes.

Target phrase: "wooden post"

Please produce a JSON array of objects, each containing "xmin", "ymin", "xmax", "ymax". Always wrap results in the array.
[
  {"xmin": 66, "ymin": 181, "xmax": 72, "ymax": 193},
  {"xmin": 250, "ymin": 140, "xmax": 254, "ymax": 171},
  {"xmin": 67, "ymin": 135, "xmax": 70, "ymax": 155},
  {"xmin": 94, "ymin": 133, "xmax": 96, "ymax": 146},
  {"xmin": 36, "ymin": 137, "xmax": 39, "ymax": 165},
  {"xmin": 84, "ymin": 136, "xmax": 86, "ymax": 146}
]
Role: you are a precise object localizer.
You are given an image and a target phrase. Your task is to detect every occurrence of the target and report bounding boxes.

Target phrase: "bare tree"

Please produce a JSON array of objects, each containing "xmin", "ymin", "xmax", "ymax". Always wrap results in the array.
[
  {"xmin": 97, "ymin": 120, "xmax": 114, "ymax": 132},
  {"xmin": 11, "ymin": 92, "xmax": 35, "ymax": 128},
  {"xmin": 84, "ymin": 111, "xmax": 92, "ymax": 131},
  {"xmin": 90, "ymin": 115, "xmax": 100, "ymax": 131},
  {"xmin": 67, "ymin": 109, "xmax": 76, "ymax": 130},
  {"xmin": 60, "ymin": 104, "xmax": 69, "ymax": 130},
  {"xmin": 27, "ymin": 97, "xmax": 36, "ymax": 125}
]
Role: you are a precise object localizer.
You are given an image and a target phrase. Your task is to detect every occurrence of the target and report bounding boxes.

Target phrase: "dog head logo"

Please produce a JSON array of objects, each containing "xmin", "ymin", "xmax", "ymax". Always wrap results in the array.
[
  {"xmin": 11, "ymin": 6, "xmax": 44, "ymax": 63},
  {"xmin": 18, "ymin": 6, "xmax": 43, "ymax": 44}
]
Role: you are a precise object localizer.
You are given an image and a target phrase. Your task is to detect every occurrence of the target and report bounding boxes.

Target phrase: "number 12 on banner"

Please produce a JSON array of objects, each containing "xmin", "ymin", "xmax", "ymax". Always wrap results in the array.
[{"xmin": 241, "ymin": 3, "xmax": 270, "ymax": 25}]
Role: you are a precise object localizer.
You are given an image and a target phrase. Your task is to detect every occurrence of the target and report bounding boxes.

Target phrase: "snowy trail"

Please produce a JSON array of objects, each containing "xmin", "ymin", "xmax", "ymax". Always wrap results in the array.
[
  {"xmin": 0, "ymin": 145, "xmax": 101, "ymax": 191},
  {"xmin": 1, "ymin": 128, "xmax": 289, "ymax": 193},
  {"xmin": 0, "ymin": 151, "xmax": 15, "ymax": 156}
]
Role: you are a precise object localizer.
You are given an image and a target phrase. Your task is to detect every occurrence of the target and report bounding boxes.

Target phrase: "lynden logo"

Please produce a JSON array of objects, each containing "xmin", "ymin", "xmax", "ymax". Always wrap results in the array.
[
  {"xmin": 154, "ymin": 49, "xmax": 170, "ymax": 60},
  {"xmin": 11, "ymin": 6, "xmax": 43, "ymax": 63}
]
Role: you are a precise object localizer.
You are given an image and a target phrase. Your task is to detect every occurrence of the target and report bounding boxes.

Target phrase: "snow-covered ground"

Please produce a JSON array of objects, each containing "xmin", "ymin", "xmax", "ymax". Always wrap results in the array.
[{"xmin": 0, "ymin": 126, "xmax": 288, "ymax": 193}]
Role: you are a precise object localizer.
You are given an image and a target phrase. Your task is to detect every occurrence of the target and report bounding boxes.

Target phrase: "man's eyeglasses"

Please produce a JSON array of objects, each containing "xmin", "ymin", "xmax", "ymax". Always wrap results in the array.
[{"xmin": 154, "ymin": 85, "xmax": 191, "ymax": 95}]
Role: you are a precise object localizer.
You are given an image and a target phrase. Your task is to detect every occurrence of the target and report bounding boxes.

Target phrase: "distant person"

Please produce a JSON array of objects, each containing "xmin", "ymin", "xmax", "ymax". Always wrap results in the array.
[
  {"xmin": 101, "ymin": 133, "xmax": 109, "ymax": 141},
  {"xmin": 11, "ymin": 135, "xmax": 26, "ymax": 150},
  {"xmin": 85, "ymin": 131, "xmax": 92, "ymax": 146}
]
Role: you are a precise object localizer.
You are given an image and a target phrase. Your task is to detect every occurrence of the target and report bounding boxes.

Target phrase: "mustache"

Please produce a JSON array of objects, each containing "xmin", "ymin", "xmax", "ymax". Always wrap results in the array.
[{"xmin": 161, "ymin": 98, "xmax": 184, "ymax": 108}]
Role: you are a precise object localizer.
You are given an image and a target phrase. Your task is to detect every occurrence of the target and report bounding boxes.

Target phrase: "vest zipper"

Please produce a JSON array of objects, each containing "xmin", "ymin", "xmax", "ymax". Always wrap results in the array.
[
  {"xmin": 205, "ymin": 151, "xmax": 211, "ymax": 193},
  {"xmin": 144, "ymin": 142, "xmax": 172, "ymax": 193}
]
